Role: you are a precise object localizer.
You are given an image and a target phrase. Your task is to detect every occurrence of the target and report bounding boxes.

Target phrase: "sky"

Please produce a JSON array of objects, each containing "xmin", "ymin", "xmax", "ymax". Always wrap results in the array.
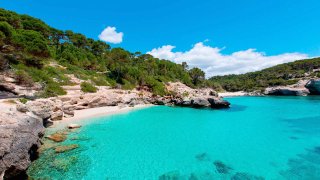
[{"xmin": 1, "ymin": 0, "xmax": 320, "ymax": 76}]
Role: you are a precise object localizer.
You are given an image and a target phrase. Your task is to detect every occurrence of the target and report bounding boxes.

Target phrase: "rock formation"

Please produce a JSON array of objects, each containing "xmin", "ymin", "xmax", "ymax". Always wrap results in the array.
[
  {"xmin": 0, "ymin": 111, "xmax": 45, "ymax": 179},
  {"xmin": 305, "ymin": 79, "xmax": 320, "ymax": 95},
  {"xmin": 264, "ymin": 87, "xmax": 310, "ymax": 96},
  {"xmin": 264, "ymin": 80, "xmax": 310, "ymax": 96}
]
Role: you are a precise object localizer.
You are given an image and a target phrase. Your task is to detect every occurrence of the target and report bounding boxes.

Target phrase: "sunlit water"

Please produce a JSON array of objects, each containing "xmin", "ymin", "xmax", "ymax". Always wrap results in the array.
[{"xmin": 28, "ymin": 96, "xmax": 320, "ymax": 179}]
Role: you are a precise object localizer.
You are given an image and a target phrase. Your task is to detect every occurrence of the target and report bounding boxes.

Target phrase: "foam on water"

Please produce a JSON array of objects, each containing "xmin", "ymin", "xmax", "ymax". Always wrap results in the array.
[{"xmin": 28, "ymin": 96, "xmax": 320, "ymax": 179}]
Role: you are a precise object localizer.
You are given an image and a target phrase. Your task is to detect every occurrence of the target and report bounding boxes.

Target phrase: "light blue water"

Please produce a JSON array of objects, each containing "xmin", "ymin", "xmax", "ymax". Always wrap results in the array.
[{"xmin": 28, "ymin": 96, "xmax": 320, "ymax": 179}]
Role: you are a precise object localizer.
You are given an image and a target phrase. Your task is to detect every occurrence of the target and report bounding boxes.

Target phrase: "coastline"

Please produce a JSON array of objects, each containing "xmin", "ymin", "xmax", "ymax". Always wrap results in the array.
[
  {"xmin": 51, "ymin": 104, "xmax": 154, "ymax": 128},
  {"xmin": 218, "ymin": 91, "xmax": 248, "ymax": 97}
]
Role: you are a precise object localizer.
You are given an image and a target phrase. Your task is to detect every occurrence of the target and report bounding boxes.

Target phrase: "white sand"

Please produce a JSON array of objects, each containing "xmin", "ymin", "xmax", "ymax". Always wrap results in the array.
[
  {"xmin": 218, "ymin": 91, "xmax": 247, "ymax": 97},
  {"xmin": 52, "ymin": 104, "xmax": 153, "ymax": 127}
]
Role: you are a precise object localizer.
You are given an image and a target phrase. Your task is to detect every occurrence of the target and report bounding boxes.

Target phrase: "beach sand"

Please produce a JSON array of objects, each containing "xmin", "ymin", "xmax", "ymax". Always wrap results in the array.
[
  {"xmin": 52, "ymin": 104, "xmax": 154, "ymax": 128},
  {"xmin": 218, "ymin": 91, "xmax": 247, "ymax": 97}
]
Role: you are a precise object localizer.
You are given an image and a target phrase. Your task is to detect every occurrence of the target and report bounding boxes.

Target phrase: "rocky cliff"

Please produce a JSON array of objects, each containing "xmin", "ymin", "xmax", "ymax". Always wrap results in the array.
[
  {"xmin": 0, "ymin": 110, "xmax": 44, "ymax": 179},
  {"xmin": 264, "ymin": 79, "xmax": 320, "ymax": 96}
]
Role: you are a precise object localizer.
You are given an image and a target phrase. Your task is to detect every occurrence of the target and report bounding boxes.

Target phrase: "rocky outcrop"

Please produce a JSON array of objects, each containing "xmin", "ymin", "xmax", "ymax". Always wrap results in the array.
[
  {"xmin": 0, "ymin": 111, "xmax": 45, "ymax": 179},
  {"xmin": 164, "ymin": 82, "xmax": 230, "ymax": 109},
  {"xmin": 166, "ymin": 82, "xmax": 217, "ymax": 98},
  {"xmin": 208, "ymin": 98, "xmax": 231, "ymax": 109},
  {"xmin": 263, "ymin": 79, "xmax": 313, "ymax": 96},
  {"xmin": 305, "ymin": 79, "xmax": 320, "ymax": 95},
  {"xmin": 264, "ymin": 87, "xmax": 309, "ymax": 96},
  {"xmin": 26, "ymin": 99, "xmax": 55, "ymax": 120}
]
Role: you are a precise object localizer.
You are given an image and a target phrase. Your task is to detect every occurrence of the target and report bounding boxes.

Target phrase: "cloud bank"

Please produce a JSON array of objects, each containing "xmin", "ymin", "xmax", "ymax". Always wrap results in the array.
[
  {"xmin": 147, "ymin": 42, "xmax": 309, "ymax": 77},
  {"xmin": 98, "ymin": 26, "xmax": 123, "ymax": 44}
]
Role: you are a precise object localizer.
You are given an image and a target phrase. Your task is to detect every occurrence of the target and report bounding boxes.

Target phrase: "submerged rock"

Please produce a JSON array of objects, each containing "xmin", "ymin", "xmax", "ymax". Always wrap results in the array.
[
  {"xmin": 54, "ymin": 144, "xmax": 79, "ymax": 153},
  {"xmin": 46, "ymin": 133, "xmax": 67, "ymax": 142},
  {"xmin": 195, "ymin": 153, "xmax": 210, "ymax": 161},
  {"xmin": 213, "ymin": 160, "xmax": 233, "ymax": 174},
  {"xmin": 159, "ymin": 171, "xmax": 180, "ymax": 180},
  {"xmin": 68, "ymin": 123, "xmax": 82, "ymax": 129},
  {"xmin": 231, "ymin": 172, "xmax": 265, "ymax": 180}
]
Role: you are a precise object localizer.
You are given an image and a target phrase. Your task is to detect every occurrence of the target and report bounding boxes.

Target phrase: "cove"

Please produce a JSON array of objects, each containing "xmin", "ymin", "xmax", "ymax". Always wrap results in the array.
[{"xmin": 28, "ymin": 96, "xmax": 320, "ymax": 179}]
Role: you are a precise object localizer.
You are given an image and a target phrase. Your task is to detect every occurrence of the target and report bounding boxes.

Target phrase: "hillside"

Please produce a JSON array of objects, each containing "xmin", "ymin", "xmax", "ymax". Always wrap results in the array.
[
  {"xmin": 0, "ymin": 8, "xmax": 208, "ymax": 98},
  {"xmin": 209, "ymin": 57, "xmax": 320, "ymax": 92}
]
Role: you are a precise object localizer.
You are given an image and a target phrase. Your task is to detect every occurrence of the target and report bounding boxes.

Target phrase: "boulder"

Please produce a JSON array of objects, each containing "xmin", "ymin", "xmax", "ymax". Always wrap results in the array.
[
  {"xmin": 63, "ymin": 109, "xmax": 74, "ymax": 117},
  {"xmin": 264, "ymin": 87, "xmax": 309, "ymax": 96},
  {"xmin": 26, "ymin": 99, "xmax": 55, "ymax": 119},
  {"xmin": 0, "ymin": 83, "xmax": 18, "ymax": 99},
  {"xmin": 191, "ymin": 97, "xmax": 210, "ymax": 107},
  {"xmin": 68, "ymin": 124, "xmax": 81, "ymax": 129},
  {"xmin": 208, "ymin": 98, "xmax": 230, "ymax": 109},
  {"xmin": 305, "ymin": 79, "xmax": 320, "ymax": 95},
  {"xmin": 128, "ymin": 98, "xmax": 147, "ymax": 107},
  {"xmin": 46, "ymin": 133, "xmax": 67, "ymax": 142},
  {"xmin": 16, "ymin": 102, "xmax": 28, "ymax": 113},
  {"xmin": 51, "ymin": 110, "xmax": 63, "ymax": 121},
  {"xmin": 0, "ymin": 112, "xmax": 44, "ymax": 179}
]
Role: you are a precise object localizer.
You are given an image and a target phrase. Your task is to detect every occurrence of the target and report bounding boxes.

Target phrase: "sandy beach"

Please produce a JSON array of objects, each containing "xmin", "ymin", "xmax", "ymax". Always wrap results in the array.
[
  {"xmin": 218, "ymin": 91, "xmax": 248, "ymax": 97},
  {"xmin": 52, "ymin": 104, "xmax": 154, "ymax": 127}
]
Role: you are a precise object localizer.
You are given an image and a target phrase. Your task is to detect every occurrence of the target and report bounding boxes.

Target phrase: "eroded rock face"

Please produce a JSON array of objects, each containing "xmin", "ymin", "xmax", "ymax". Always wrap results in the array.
[
  {"xmin": 0, "ymin": 112, "xmax": 45, "ymax": 179},
  {"xmin": 305, "ymin": 79, "xmax": 320, "ymax": 95},
  {"xmin": 264, "ymin": 87, "xmax": 310, "ymax": 96}
]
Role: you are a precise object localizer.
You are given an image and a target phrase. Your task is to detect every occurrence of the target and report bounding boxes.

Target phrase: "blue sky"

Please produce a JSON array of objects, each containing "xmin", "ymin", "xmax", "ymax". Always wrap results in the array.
[{"xmin": 1, "ymin": 0, "xmax": 320, "ymax": 75}]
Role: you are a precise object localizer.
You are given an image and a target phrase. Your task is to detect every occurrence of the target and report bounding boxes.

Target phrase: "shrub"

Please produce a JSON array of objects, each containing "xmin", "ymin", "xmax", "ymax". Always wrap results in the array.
[
  {"xmin": 39, "ymin": 82, "xmax": 66, "ymax": 98},
  {"xmin": 80, "ymin": 82, "xmax": 97, "ymax": 93},
  {"xmin": 182, "ymin": 91, "xmax": 189, "ymax": 97},
  {"xmin": 145, "ymin": 77, "xmax": 166, "ymax": 96},
  {"xmin": 19, "ymin": 98, "xmax": 28, "ymax": 104},
  {"xmin": 91, "ymin": 76, "xmax": 109, "ymax": 86},
  {"xmin": 0, "ymin": 54, "xmax": 9, "ymax": 71},
  {"xmin": 23, "ymin": 57, "xmax": 44, "ymax": 68},
  {"xmin": 122, "ymin": 79, "xmax": 135, "ymax": 90},
  {"xmin": 0, "ymin": 21, "xmax": 14, "ymax": 38},
  {"xmin": 15, "ymin": 70, "xmax": 34, "ymax": 86}
]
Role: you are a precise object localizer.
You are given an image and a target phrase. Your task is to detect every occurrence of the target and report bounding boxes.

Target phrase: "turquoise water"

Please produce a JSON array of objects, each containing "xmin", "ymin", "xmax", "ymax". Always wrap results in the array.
[{"xmin": 29, "ymin": 96, "xmax": 320, "ymax": 179}]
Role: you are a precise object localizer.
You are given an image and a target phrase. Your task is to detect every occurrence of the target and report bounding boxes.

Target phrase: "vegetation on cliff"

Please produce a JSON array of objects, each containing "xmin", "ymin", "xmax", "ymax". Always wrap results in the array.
[
  {"xmin": 209, "ymin": 57, "xmax": 320, "ymax": 92},
  {"xmin": 0, "ymin": 8, "xmax": 206, "ymax": 97}
]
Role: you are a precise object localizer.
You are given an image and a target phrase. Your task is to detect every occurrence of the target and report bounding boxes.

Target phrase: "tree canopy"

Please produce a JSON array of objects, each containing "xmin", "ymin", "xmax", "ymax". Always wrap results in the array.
[{"xmin": 0, "ymin": 8, "xmax": 207, "ymax": 97}]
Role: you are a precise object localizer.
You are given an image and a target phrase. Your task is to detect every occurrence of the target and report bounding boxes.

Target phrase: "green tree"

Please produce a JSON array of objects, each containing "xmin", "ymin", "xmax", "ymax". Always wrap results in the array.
[{"xmin": 189, "ymin": 67, "xmax": 205, "ymax": 86}]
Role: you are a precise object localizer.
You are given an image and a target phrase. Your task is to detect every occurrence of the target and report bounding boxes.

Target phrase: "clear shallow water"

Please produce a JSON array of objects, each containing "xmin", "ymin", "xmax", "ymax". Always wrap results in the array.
[{"xmin": 28, "ymin": 96, "xmax": 320, "ymax": 179}]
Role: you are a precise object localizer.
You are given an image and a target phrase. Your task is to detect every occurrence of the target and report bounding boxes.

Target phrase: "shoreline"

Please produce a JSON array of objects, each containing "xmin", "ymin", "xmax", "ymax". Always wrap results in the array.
[
  {"xmin": 218, "ymin": 91, "xmax": 248, "ymax": 97},
  {"xmin": 51, "ymin": 104, "xmax": 154, "ymax": 128}
]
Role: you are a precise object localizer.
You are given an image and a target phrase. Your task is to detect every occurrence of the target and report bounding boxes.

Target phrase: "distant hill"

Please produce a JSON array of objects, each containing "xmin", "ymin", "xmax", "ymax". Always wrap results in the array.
[
  {"xmin": 209, "ymin": 57, "xmax": 320, "ymax": 92},
  {"xmin": 0, "ymin": 8, "xmax": 206, "ymax": 97}
]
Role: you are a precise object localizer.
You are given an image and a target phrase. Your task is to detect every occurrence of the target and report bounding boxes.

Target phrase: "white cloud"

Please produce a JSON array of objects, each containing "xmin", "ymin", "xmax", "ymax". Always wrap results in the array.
[
  {"xmin": 98, "ymin": 26, "xmax": 123, "ymax": 44},
  {"xmin": 147, "ymin": 42, "xmax": 309, "ymax": 77}
]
